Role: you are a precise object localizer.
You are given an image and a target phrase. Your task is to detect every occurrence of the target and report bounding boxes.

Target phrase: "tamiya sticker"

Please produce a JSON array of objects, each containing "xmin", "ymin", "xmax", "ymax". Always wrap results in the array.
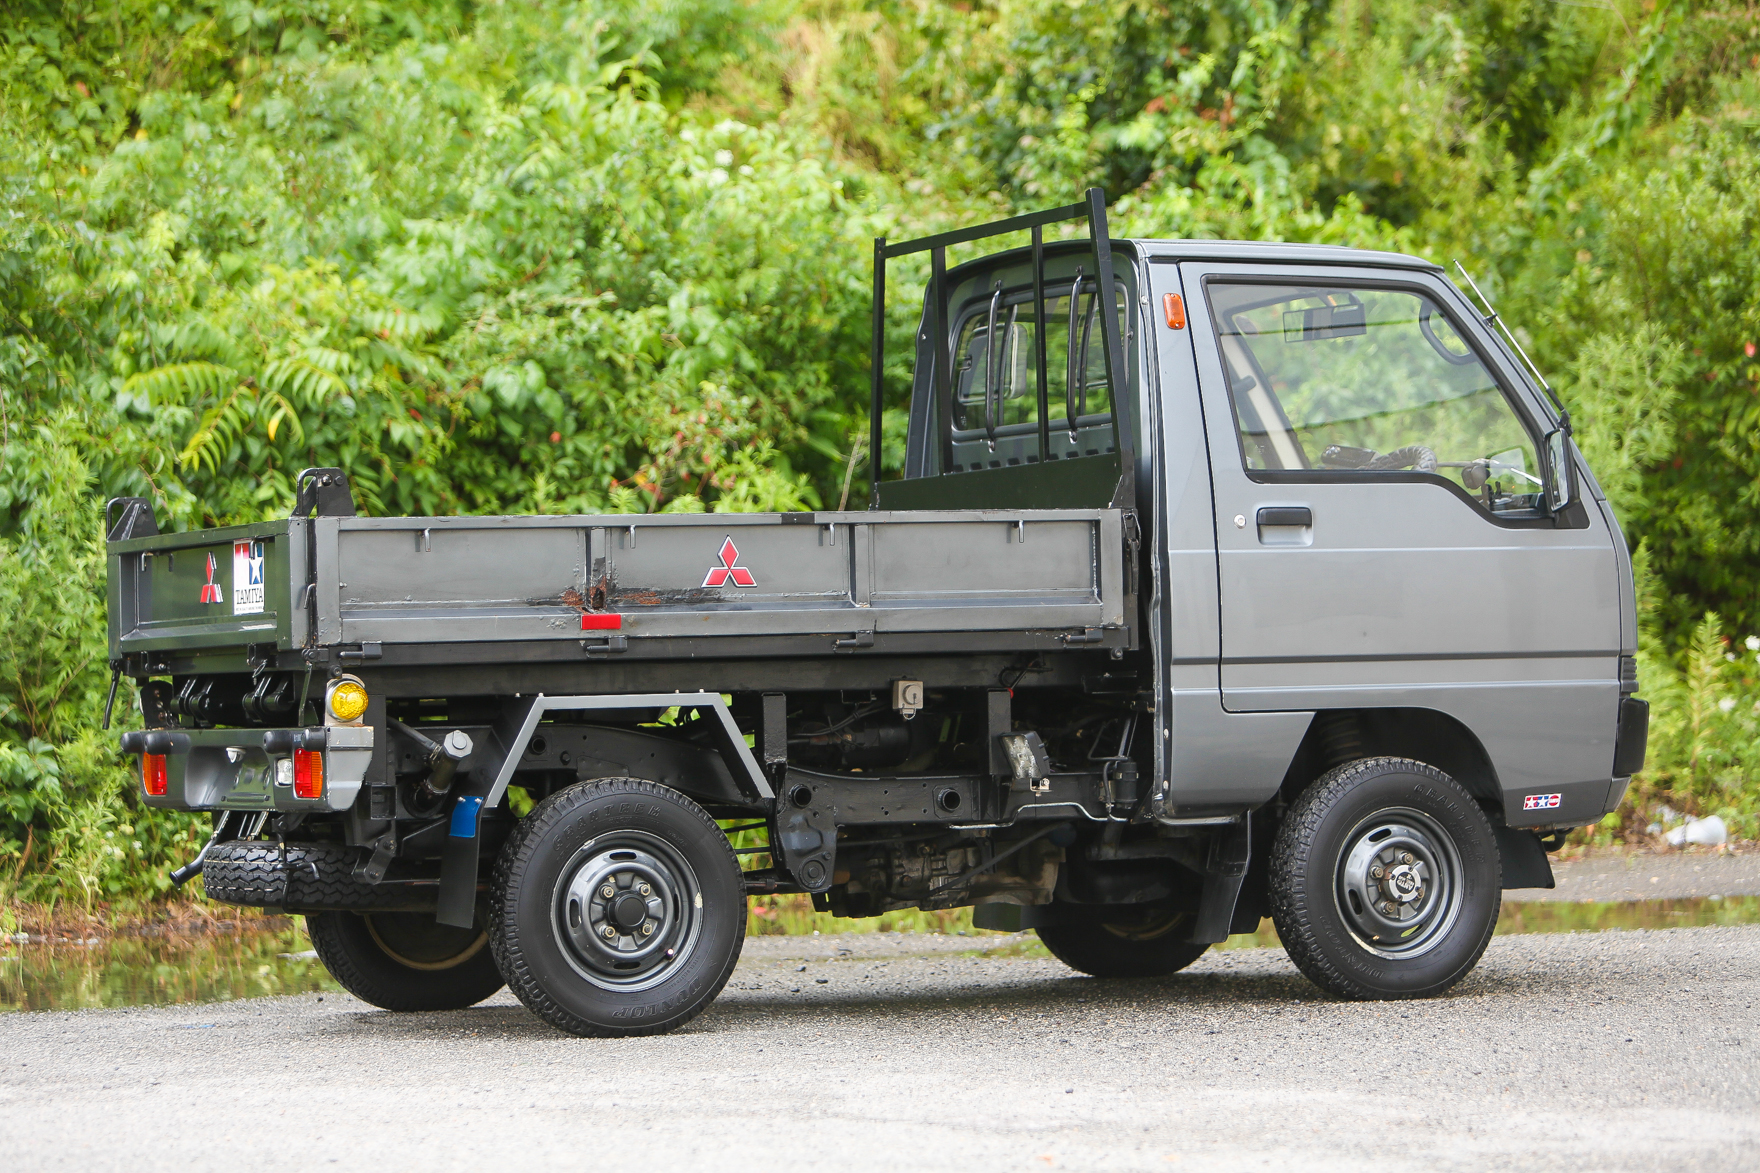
[
  {"xmin": 199, "ymin": 553, "xmax": 223, "ymax": 604},
  {"xmin": 232, "ymin": 539, "xmax": 265, "ymax": 614},
  {"xmin": 1522, "ymin": 792, "xmax": 1562, "ymax": 811},
  {"xmin": 702, "ymin": 537, "xmax": 756, "ymax": 588}
]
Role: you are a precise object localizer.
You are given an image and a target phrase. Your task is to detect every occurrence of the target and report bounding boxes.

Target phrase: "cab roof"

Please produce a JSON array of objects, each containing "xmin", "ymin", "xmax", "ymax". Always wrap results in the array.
[{"xmin": 1132, "ymin": 238, "xmax": 1442, "ymax": 272}]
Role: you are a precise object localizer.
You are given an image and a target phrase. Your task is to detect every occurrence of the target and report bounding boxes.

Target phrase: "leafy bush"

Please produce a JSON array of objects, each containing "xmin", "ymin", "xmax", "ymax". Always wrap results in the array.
[{"xmin": 4, "ymin": 0, "xmax": 1760, "ymax": 909}]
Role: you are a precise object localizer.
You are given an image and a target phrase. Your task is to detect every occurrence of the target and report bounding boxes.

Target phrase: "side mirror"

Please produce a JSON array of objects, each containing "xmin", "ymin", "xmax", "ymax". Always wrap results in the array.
[{"xmin": 1545, "ymin": 427, "xmax": 1576, "ymax": 512}]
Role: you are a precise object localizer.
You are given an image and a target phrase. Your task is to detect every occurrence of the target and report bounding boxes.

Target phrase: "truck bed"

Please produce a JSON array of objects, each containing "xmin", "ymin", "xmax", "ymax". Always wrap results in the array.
[{"xmin": 107, "ymin": 509, "xmax": 1129, "ymax": 663}]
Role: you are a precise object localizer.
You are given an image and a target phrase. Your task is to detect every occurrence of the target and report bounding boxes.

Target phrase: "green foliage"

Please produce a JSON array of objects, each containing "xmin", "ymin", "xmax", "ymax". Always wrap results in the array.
[
  {"xmin": 0, "ymin": 419, "xmax": 210, "ymax": 909},
  {"xmin": 4, "ymin": 0, "xmax": 1760, "ymax": 907},
  {"xmin": 1628, "ymin": 610, "xmax": 1760, "ymax": 842}
]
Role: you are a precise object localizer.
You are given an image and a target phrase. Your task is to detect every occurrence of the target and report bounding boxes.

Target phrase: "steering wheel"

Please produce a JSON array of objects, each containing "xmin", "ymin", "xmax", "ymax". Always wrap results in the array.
[{"xmin": 1365, "ymin": 445, "xmax": 1438, "ymax": 473}]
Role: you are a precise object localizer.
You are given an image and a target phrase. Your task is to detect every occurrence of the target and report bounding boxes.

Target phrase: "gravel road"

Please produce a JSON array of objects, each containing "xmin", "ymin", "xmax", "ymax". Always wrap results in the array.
[{"xmin": 3, "ymin": 924, "xmax": 1756, "ymax": 1172}]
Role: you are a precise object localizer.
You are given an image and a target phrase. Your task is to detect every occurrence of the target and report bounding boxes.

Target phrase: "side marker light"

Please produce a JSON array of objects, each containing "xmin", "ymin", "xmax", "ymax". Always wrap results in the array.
[{"xmin": 1163, "ymin": 293, "xmax": 1186, "ymax": 330}]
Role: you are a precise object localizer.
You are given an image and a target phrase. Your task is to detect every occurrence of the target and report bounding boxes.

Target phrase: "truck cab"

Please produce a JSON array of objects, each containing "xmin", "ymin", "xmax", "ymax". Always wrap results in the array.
[{"xmin": 107, "ymin": 191, "xmax": 1645, "ymax": 1036}]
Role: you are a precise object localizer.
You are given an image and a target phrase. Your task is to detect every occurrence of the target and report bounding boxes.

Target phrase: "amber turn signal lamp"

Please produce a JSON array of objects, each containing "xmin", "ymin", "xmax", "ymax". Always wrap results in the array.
[
  {"xmin": 1163, "ymin": 292, "xmax": 1186, "ymax": 330},
  {"xmin": 142, "ymin": 753, "xmax": 168, "ymax": 797},
  {"xmin": 293, "ymin": 748, "xmax": 324, "ymax": 800},
  {"xmin": 328, "ymin": 679, "xmax": 369, "ymax": 722}
]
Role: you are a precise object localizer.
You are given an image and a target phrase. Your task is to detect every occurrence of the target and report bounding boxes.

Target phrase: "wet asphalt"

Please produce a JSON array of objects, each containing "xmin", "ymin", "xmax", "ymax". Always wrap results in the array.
[{"xmin": 2, "ymin": 923, "xmax": 1756, "ymax": 1172}]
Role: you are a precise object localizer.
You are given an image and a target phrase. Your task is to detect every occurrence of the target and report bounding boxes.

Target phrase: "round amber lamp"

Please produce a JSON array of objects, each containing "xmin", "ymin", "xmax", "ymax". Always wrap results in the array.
[{"xmin": 329, "ymin": 681, "xmax": 369, "ymax": 722}]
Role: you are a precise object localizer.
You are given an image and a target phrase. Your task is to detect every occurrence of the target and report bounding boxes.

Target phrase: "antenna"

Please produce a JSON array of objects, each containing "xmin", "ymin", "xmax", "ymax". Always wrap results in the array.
[{"xmin": 1453, "ymin": 261, "xmax": 1568, "ymax": 424}]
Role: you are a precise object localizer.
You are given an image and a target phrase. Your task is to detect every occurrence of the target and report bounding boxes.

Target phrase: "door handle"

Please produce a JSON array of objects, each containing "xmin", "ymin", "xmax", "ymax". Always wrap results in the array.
[{"xmin": 1256, "ymin": 506, "xmax": 1312, "ymax": 527}]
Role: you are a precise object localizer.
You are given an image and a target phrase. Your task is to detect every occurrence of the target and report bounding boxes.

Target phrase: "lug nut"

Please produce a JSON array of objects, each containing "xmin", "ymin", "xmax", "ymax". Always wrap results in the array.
[
  {"xmin": 1399, "ymin": 852, "xmax": 1414, "ymax": 864},
  {"xmin": 601, "ymin": 885, "xmax": 615, "ymax": 899},
  {"xmin": 641, "ymin": 922, "xmax": 654, "ymax": 936},
  {"xmin": 638, "ymin": 882, "xmax": 652, "ymax": 896},
  {"xmin": 1370, "ymin": 866, "xmax": 1384, "ymax": 879},
  {"xmin": 601, "ymin": 925, "xmax": 618, "ymax": 940},
  {"xmin": 1383, "ymin": 902, "xmax": 1397, "ymax": 914}
]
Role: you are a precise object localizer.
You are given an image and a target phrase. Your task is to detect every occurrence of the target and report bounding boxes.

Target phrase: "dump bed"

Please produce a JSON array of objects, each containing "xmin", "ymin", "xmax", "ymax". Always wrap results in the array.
[{"xmin": 107, "ymin": 509, "xmax": 1128, "ymax": 661}]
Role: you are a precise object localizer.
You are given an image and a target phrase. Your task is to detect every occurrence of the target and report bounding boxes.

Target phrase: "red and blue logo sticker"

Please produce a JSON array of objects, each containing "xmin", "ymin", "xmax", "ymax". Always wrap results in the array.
[
  {"xmin": 197, "ymin": 541, "xmax": 265, "ymax": 613},
  {"xmin": 1522, "ymin": 793, "xmax": 1562, "ymax": 811}
]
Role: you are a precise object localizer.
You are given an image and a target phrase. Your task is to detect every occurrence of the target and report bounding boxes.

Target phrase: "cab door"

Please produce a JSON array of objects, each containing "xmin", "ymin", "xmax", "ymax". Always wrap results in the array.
[{"xmin": 1180, "ymin": 262, "xmax": 1622, "ymax": 821}]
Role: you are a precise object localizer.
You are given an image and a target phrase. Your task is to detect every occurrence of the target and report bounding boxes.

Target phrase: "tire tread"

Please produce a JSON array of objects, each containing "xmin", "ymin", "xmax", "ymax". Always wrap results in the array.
[
  {"xmin": 1268, "ymin": 756, "xmax": 1500, "ymax": 1001},
  {"xmin": 488, "ymin": 777, "xmax": 744, "ymax": 1039},
  {"xmin": 305, "ymin": 910, "xmax": 503, "ymax": 1012},
  {"xmin": 202, "ymin": 841, "xmax": 421, "ymax": 911}
]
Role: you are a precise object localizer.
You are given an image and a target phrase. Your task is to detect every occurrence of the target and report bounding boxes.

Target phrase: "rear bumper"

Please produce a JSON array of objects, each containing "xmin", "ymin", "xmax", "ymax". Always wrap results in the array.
[{"xmin": 119, "ymin": 726, "xmax": 374, "ymax": 813}]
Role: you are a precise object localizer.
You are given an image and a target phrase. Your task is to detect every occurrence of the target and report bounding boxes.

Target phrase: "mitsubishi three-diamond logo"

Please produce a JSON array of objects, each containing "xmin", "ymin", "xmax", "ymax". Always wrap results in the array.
[
  {"xmin": 702, "ymin": 537, "xmax": 756, "ymax": 588},
  {"xmin": 199, "ymin": 553, "xmax": 224, "ymax": 604}
]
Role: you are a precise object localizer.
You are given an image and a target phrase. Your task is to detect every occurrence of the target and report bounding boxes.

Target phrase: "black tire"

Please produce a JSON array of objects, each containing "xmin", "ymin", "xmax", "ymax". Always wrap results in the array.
[
  {"xmin": 1037, "ymin": 908, "xmax": 1211, "ymax": 978},
  {"xmin": 305, "ymin": 910, "xmax": 506, "ymax": 1012},
  {"xmin": 489, "ymin": 777, "xmax": 745, "ymax": 1038},
  {"xmin": 1269, "ymin": 756, "xmax": 1500, "ymax": 1000},
  {"xmin": 201, "ymin": 841, "xmax": 422, "ymax": 911}
]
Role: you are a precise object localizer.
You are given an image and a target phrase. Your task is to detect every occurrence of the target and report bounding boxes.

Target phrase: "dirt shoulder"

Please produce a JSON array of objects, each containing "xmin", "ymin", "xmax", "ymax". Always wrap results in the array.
[{"xmin": 1522, "ymin": 847, "xmax": 1760, "ymax": 902}]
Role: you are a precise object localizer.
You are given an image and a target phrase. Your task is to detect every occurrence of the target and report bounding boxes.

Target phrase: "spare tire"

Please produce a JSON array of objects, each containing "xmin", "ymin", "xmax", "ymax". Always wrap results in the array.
[{"xmin": 201, "ymin": 840, "xmax": 434, "ymax": 912}]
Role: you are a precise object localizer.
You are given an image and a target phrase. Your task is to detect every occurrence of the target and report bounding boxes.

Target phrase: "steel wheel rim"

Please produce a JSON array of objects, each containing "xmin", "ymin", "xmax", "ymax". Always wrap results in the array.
[
  {"xmin": 551, "ymin": 831, "xmax": 703, "ymax": 992},
  {"xmin": 1333, "ymin": 805, "xmax": 1463, "ymax": 960}
]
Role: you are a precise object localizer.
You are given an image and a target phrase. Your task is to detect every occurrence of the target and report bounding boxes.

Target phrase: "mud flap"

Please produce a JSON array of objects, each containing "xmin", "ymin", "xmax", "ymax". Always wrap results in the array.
[
  {"xmin": 1494, "ymin": 823, "xmax": 1556, "ymax": 891},
  {"xmin": 1187, "ymin": 814, "xmax": 1252, "ymax": 944},
  {"xmin": 436, "ymin": 790, "xmax": 488, "ymax": 928}
]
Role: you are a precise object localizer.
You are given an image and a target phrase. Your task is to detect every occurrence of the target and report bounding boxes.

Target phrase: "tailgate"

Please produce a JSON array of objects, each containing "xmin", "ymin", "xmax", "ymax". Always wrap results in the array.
[
  {"xmin": 322, "ymin": 510, "xmax": 1124, "ymax": 646},
  {"xmin": 108, "ymin": 520, "xmax": 303, "ymax": 656}
]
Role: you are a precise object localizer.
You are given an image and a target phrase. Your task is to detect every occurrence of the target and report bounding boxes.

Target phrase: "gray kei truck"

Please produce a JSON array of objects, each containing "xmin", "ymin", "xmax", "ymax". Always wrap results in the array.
[{"xmin": 106, "ymin": 191, "xmax": 1647, "ymax": 1036}]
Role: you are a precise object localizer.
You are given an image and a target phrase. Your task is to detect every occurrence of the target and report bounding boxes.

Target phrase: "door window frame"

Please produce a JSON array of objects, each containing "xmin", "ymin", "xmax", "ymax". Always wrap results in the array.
[{"xmin": 1196, "ymin": 269, "xmax": 1563, "ymax": 530}]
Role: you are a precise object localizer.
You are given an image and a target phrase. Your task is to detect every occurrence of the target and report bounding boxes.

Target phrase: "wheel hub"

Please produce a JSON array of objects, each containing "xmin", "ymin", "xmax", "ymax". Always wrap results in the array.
[
  {"xmin": 1335, "ymin": 809, "xmax": 1463, "ymax": 959},
  {"xmin": 553, "ymin": 835, "xmax": 701, "ymax": 991}
]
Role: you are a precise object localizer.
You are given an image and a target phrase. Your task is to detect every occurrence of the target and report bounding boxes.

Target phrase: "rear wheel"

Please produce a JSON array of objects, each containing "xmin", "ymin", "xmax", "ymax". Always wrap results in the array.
[
  {"xmin": 489, "ymin": 777, "xmax": 745, "ymax": 1038},
  {"xmin": 1037, "ymin": 908, "xmax": 1211, "ymax": 978},
  {"xmin": 1269, "ymin": 756, "xmax": 1500, "ymax": 1000},
  {"xmin": 305, "ymin": 910, "xmax": 505, "ymax": 1011}
]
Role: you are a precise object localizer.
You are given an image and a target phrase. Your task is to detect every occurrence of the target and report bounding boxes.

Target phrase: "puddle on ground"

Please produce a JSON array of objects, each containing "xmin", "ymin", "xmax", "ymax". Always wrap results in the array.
[
  {"xmin": 1494, "ymin": 895, "xmax": 1760, "ymax": 934},
  {"xmin": 1212, "ymin": 895, "xmax": 1760, "ymax": 952},
  {"xmin": 0, "ymin": 919, "xmax": 338, "ymax": 1012},
  {"xmin": 4, "ymin": 897, "xmax": 1759, "ymax": 1010}
]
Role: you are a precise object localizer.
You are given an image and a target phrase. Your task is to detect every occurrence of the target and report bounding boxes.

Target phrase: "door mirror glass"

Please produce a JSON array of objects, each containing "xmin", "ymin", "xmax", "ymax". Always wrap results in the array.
[{"xmin": 1545, "ymin": 428, "xmax": 1574, "ymax": 511}]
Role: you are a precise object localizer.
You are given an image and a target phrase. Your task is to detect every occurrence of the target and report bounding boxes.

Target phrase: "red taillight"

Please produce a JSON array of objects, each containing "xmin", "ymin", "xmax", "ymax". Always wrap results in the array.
[
  {"xmin": 141, "ymin": 753, "xmax": 168, "ymax": 796},
  {"xmin": 293, "ymin": 748, "xmax": 324, "ymax": 800}
]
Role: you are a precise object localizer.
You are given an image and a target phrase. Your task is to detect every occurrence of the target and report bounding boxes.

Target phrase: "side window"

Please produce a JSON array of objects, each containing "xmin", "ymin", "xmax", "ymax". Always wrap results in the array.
[{"xmin": 1206, "ymin": 282, "xmax": 1544, "ymax": 515}]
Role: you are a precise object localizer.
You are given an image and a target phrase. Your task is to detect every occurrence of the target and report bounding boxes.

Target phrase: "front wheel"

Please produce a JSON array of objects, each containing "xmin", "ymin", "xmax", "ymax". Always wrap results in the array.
[
  {"xmin": 489, "ymin": 777, "xmax": 745, "ymax": 1038},
  {"xmin": 1037, "ymin": 908, "xmax": 1210, "ymax": 978},
  {"xmin": 305, "ymin": 911, "xmax": 505, "ymax": 1011},
  {"xmin": 1269, "ymin": 756, "xmax": 1500, "ymax": 1000}
]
